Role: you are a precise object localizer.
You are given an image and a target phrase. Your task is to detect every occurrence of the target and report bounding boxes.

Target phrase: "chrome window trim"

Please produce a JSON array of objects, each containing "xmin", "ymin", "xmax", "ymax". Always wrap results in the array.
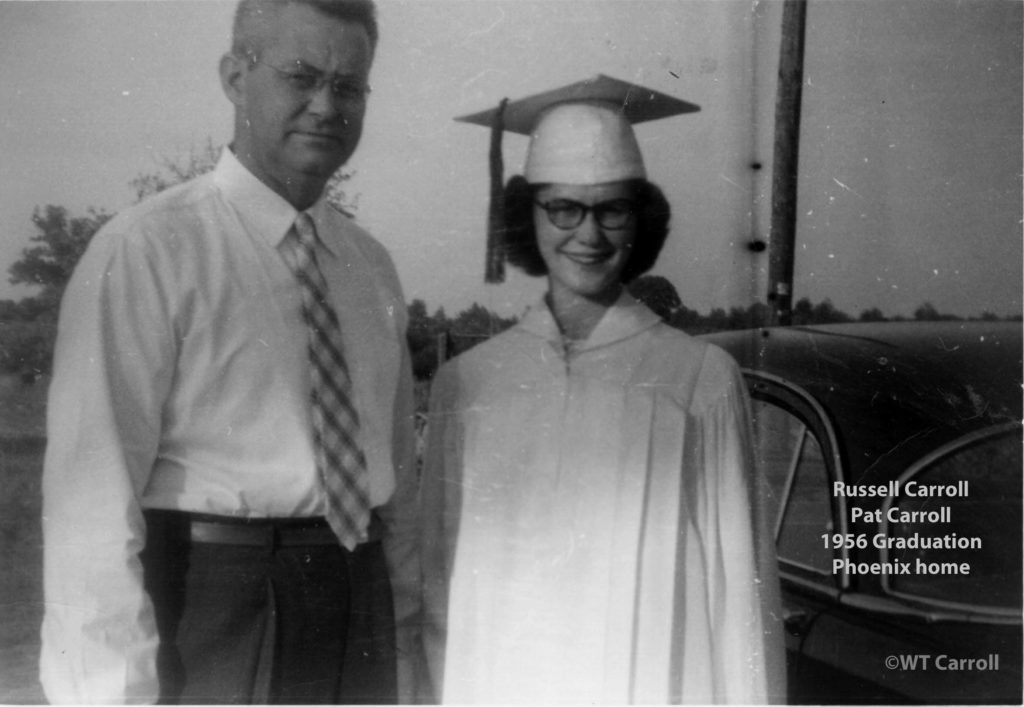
[
  {"xmin": 742, "ymin": 369, "xmax": 851, "ymax": 591},
  {"xmin": 837, "ymin": 590, "xmax": 1021, "ymax": 626},
  {"xmin": 878, "ymin": 421, "xmax": 1022, "ymax": 620}
]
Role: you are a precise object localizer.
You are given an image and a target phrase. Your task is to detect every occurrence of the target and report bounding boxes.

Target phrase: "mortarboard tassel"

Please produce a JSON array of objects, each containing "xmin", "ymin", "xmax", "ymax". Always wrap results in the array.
[{"xmin": 485, "ymin": 98, "xmax": 509, "ymax": 284}]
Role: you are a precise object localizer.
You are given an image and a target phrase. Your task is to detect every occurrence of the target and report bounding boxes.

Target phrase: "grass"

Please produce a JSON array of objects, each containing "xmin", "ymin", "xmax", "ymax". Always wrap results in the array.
[{"xmin": 0, "ymin": 375, "xmax": 47, "ymax": 703}]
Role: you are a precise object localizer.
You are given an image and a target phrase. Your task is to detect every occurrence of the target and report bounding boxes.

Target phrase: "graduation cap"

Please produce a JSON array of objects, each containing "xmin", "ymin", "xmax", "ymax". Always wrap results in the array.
[{"xmin": 456, "ymin": 74, "xmax": 699, "ymax": 282}]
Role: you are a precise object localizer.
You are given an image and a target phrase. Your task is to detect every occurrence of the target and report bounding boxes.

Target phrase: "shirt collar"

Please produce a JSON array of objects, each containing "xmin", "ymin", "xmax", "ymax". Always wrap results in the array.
[
  {"xmin": 213, "ymin": 147, "xmax": 337, "ymax": 256},
  {"xmin": 518, "ymin": 289, "xmax": 662, "ymax": 353}
]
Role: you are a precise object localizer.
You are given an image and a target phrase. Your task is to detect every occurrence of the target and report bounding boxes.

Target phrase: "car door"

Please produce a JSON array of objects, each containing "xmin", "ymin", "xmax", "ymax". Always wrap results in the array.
[
  {"xmin": 744, "ymin": 373, "xmax": 892, "ymax": 703},
  {"xmin": 874, "ymin": 423, "xmax": 1023, "ymax": 703},
  {"xmin": 747, "ymin": 374, "xmax": 1023, "ymax": 704}
]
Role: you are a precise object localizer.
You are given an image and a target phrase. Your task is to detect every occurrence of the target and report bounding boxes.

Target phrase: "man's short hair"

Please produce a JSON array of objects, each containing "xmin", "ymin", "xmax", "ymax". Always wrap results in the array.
[
  {"xmin": 232, "ymin": 0, "xmax": 379, "ymax": 58},
  {"xmin": 502, "ymin": 176, "xmax": 672, "ymax": 283}
]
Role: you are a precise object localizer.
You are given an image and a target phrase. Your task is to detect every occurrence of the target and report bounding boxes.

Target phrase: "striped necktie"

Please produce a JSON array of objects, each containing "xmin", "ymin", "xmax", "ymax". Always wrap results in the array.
[{"xmin": 283, "ymin": 211, "xmax": 370, "ymax": 550}]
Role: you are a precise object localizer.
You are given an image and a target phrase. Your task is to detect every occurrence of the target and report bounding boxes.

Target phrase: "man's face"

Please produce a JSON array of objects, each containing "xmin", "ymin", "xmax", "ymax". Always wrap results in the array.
[{"xmin": 226, "ymin": 3, "xmax": 373, "ymax": 198}]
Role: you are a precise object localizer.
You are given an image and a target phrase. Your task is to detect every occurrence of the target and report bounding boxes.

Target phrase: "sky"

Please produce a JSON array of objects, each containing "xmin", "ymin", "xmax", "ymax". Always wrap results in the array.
[{"xmin": 0, "ymin": 0, "xmax": 1020, "ymax": 320}]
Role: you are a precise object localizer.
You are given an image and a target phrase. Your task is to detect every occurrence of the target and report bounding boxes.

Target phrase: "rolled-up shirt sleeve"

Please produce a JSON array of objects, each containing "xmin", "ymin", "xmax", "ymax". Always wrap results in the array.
[{"xmin": 40, "ymin": 223, "xmax": 176, "ymax": 704}]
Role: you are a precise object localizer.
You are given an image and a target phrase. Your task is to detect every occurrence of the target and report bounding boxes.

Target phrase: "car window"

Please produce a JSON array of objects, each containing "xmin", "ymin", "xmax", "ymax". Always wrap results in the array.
[
  {"xmin": 750, "ymin": 398, "xmax": 833, "ymax": 574},
  {"xmin": 884, "ymin": 426, "xmax": 1022, "ymax": 613}
]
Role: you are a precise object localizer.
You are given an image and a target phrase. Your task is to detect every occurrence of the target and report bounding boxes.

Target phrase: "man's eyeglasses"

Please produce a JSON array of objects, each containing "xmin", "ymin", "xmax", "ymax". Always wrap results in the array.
[
  {"xmin": 534, "ymin": 198, "xmax": 636, "ymax": 230},
  {"xmin": 251, "ymin": 58, "xmax": 372, "ymax": 103}
]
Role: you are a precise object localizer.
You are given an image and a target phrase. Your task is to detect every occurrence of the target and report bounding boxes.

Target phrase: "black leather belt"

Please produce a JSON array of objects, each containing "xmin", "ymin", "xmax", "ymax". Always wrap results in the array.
[{"xmin": 189, "ymin": 516, "xmax": 339, "ymax": 547}]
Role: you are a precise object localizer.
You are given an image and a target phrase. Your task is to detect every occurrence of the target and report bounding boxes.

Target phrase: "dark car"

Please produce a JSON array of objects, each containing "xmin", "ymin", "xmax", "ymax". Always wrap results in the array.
[{"xmin": 703, "ymin": 321, "xmax": 1022, "ymax": 704}]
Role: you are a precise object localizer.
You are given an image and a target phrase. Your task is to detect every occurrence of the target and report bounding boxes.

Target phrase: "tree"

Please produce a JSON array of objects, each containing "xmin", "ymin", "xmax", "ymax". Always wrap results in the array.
[
  {"xmin": 788, "ymin": 297, "xmax": 851, "ymax": 325},
  {"xmin": 667, "ymin": 302, "xmax": 706, "ymax": 333},
  {"xmin": 913, "ymin": 302, "xmax": 959, "ymax": 321},
  {"xmin": 406, "ymin": 299, "xmax": 447, "ymax": 380},
  {"xmin": 403, "ymin": 300, "xmax": 517, "ymax": 380},
  {"xmin": 811, "ymin": 299, "xmax": 852, "ymax": 325},
  {"xmin": 0, "ymin": 296, "xmax": 54, "ymax": 323},
  {"xmin": 790, "ymin": 297, "xmax": 815, "ymax": 325},
  {"xmin": 129, "ymin": 138, "xmax": 222, "ymax": 203},
  {"xmin": 323, "ymin": 170, "xmax": 357, "ymax": 216},
  {"xmin": 448, "ymin": 302, "xmax": 516, "ymax": 356},
  {"xmin": 913, "ymin": 302, "xmax": 941, "ymax": 321},
  {"xmin": 705, "ymin": 307, "xmax": 730, "ymax": 332},
  {"xmin": 858, "ymin": 307, "xmax": 887, "ymax": 322},
  {"xmin": 627, "ymin": 275, "xmax": 682, "ymax": 321},
  {"xmin": 0, "ymin": 321, "xmax": 56, "ymax": 380},
  {"xmin": 8, "ymin": 205, "xmax": 113, "ymax": 316}
]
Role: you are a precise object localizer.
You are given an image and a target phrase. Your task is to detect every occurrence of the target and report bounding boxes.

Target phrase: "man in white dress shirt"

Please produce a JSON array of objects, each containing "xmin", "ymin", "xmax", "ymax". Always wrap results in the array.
[{"xmin": 39, "ymin": 0, "xmax": 418, "ymax": 702}]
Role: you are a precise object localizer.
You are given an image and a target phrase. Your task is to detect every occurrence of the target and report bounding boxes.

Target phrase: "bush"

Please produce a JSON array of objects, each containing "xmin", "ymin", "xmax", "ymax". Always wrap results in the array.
[{"xmin": 0, "ymin": 322, "xmax": 56, "ymax": 379}]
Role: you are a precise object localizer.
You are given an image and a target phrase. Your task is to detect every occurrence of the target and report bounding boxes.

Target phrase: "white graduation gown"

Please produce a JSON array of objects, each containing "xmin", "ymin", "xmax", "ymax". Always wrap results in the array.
[{"xmin": 421, "ymin": 293, "xmax": 784, "ymax": 704}]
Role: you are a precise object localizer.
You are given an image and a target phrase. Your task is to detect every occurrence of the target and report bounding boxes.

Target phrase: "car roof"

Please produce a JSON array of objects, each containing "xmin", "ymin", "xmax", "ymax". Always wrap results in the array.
[{"xmin": 702, "ymin": 321, "xmax": 1022, "ymax": 482}]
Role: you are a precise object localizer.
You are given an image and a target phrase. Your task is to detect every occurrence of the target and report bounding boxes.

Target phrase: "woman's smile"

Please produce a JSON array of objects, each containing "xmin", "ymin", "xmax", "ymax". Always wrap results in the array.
[{"xmin": 558, "ymin": 248, "xmax": 615, "ymax": 266}]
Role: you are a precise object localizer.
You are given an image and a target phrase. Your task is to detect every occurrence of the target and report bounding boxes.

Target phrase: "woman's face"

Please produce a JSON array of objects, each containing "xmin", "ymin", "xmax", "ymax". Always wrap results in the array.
[{"xmin": 534, "ymin": 181, "xmax": 637, "ymax": 305}]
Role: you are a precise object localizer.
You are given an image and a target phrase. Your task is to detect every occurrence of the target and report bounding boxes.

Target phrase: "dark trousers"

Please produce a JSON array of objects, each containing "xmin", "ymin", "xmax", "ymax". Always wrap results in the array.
[{"xmin": 141, "ymin": 511, "xmax": 397, "ymax": 704}]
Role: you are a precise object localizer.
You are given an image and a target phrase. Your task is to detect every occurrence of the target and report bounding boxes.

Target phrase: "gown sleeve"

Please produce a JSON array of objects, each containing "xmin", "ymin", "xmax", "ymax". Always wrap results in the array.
[
  {"xmin": 418, "ymin": 361, "xmax": 464, "ymax": 703},
  {"xmin": 378, "ymin": 326, "xmax": 422, "ymax": 704},
  {"xmin": 696, "ymin": 346, "xmax": 787, "ymax": 703}
]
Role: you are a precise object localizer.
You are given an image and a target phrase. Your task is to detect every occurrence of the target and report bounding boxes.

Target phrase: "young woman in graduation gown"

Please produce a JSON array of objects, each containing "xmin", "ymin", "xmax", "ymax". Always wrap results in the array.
[{"xmin": 419, "ymin": 79, "xmax": 785, "ymax": 704}]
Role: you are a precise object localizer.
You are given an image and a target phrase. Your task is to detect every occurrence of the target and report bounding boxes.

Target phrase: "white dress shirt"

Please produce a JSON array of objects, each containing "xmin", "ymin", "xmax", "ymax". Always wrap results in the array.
[
  {"xmin": 40, "ymin": 149, "xmax": 417, "ymax": 703},
  {"xmin": 420, "ymin": 293, "xmax": 785, "ymax": 703}
]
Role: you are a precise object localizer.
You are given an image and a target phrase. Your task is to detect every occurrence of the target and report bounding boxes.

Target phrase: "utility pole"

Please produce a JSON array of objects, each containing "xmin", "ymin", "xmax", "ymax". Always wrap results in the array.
[{"xmin": 767, "ymin": 0, "xmax": 808, "ymax": 326}]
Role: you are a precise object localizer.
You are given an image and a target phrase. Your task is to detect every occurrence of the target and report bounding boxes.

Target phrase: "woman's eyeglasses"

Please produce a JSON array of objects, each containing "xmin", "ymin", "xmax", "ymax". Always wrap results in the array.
[{"xmin": 534, "ymin": 198, "xmax": 635, "ymax": 230}]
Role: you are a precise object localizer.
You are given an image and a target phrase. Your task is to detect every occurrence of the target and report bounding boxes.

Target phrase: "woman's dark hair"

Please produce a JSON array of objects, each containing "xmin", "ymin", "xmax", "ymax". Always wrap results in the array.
[{"xmin": 502, "ymin": 175, "xmax": 671, "ymax": 283}]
